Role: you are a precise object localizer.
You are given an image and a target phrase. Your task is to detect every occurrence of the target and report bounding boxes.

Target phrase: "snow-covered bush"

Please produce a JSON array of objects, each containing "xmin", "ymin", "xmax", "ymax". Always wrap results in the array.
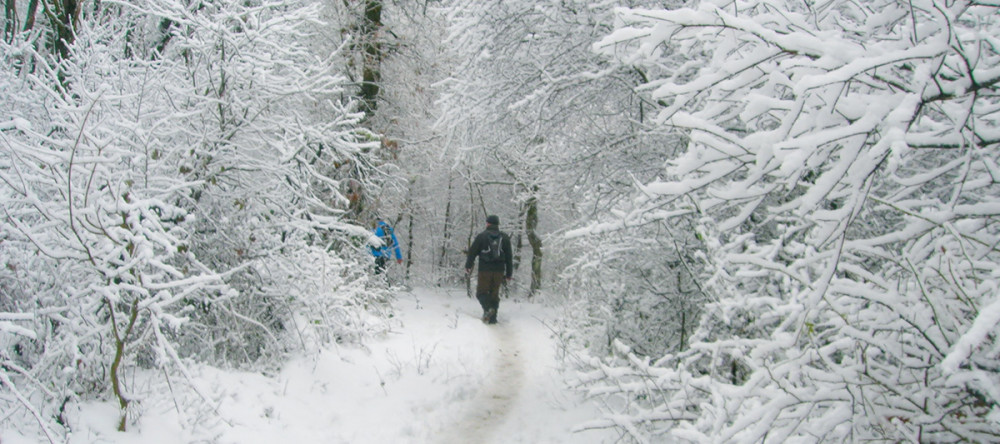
[
  {"xmin": 573, "ymin": 0, "xmax": 1000, "ymax": 441},
  {"xmin": 0, "ymin": 0, "xmax": 390, "ymax": 438},
  {"xmin": 560, "ymin": 218, "xmax": 706, "ymax": 359}
]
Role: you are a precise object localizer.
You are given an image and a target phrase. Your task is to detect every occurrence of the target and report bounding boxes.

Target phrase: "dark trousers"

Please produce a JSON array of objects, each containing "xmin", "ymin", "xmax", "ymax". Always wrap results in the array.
[
  {"xmin": 374, "ymin": 256, "xmax": 388, "ymax": 274},
  {"xmin": 476, "ymin": 271, "xmax": 504, "ymax": 316}
]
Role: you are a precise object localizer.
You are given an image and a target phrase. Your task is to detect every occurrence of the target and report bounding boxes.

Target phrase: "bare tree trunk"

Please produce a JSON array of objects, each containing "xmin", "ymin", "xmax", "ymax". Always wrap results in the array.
[
  {"xmin": 466, "ymin": 174, "xmax": 485, "ymax": 247},
  {"xmin": 525, "ymin": 187, "xmax": 542, "ymax": 297},
  {"xmin": 464, "ymin": 177, "xmax": 479, "ymax": 297},
  {"xmin": 4, "ymin": 0, "xmax": 16, "ymax": 42},
  {"xmin": 49, "ymin": 0, "xmax": 79, "ymax": 61},
  {"xmin": 405, "ymin": 214, "xmax": 413, "ymax": 278},
  {"xmin": 404, "ymin": 208, "xmax": 414, "ymax": 281},
  {"xmin": 514, "ymin": 204, "xmax": 524, "ymax": 273},
  {"xmin": 438, "ymin": 173, "xmax": 453, "ymax": 272},
  {"xmin": 108, "ymin": 297, "xmax": 140, "ymax": 432},
  {"xmin": 359, "ymin": 0, "xmax": 382, "ymax": 118},
  {"xmin": 22, "ymin": 0, "xmax": 37, "ymax": 32},
  {"xmin": 680, "ymin": 309, "xmax": 687, "ymax": 351}
]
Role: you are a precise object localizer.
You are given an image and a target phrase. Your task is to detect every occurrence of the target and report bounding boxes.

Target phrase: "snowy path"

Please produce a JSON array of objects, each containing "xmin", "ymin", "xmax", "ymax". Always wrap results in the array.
[
  {"xmin": 365, "ymin": 286, "xmax": 613, "ymax": 444},
  {"xmin": 56, "ymin": 287, "xmax": 615, "ymax": 444},
  {"xmin": 436, "ymin": 316, "xmax": 525, "ymax": 443}
]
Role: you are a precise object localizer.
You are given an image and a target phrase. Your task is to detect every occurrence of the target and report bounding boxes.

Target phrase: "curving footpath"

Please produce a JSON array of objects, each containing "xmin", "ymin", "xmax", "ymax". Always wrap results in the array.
[{"xmin": 436, "ymin": 322, "xmax": 525, "ymax": 444}]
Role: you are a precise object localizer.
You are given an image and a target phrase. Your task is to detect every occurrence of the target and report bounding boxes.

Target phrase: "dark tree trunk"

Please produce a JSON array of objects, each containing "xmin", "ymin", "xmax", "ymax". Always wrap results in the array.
[
  {"xmin": 4, "ymin": 0, "xmax": 17, "ymax": 42},
  {"xmin": 108, "ymin": 297, "xmax": 139, "ymax": 432},
  {"xmin": 525, "ymin": 187, "xmax": 542, "ymax": 297},
  {"xmin": 514, "ymin": 206, "xmax": 524, "ymax": 273},
  {"xmin": 405, "ymin": 212, "xmax": 414, "ymax": 280},
  {"xmin": 23, "ymin": 0, "xmax": 38, "ymax": 32},
  {"xmin": 51, "ymin": 0, "xmax": 79, "ymax": 60},
  {"xmin": 359, "ymin": 0, "xmax": 382, "ymax": 118},
  {"xmin": 438, "ymin": 173, "xmax": 453, "ymax": 271}
]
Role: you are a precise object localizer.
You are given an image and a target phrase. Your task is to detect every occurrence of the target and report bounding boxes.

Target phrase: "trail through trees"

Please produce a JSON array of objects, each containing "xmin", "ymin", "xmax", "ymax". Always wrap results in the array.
[
  {"xmin": 375, "ymin": 287, "xmax": 612, "ymax": 444},
  {"xmin": 434, "ymin": 320, "xmax": 524, "ymax": 444}
]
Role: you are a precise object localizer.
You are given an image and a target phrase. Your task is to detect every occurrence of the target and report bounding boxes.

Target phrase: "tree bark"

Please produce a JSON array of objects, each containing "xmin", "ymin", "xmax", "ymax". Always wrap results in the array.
[
  {"xmin": 108, "ymin": 297, "xmax": 140, "ymax": 432},
  {"xmin": 514, "ymin": 205, "xmax": 524, "ymax": 272},
  {"xmin": 437, "ymin": 173, "xmax": 453, "ymax": 272},
  {"xmin": 22, "ymin": 0, "xmax": 37, "ymax": 32},
  {"xmin": 405, "ymin": 212, "xmax": 413, "ymax": 280},
  {"xmin": 525, "ymin": 187, "xmax": 542, "ymax": 297},
  {"xmin": 4, "ymin": 0, "xmax": 16, "ymax": 42},
  {"xmin": 359, "ymin": 0, "xmax": 382, "ymax": 118},
  {"xmin": 49, "ymin": 0, "xmax": 79, "ymax": 60}
]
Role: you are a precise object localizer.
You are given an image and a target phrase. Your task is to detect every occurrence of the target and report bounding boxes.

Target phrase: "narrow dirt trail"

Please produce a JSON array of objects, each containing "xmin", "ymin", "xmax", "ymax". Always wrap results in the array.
[{"xmin": 435, "ymin": 321, "xmax": 525, "ymax": 444}]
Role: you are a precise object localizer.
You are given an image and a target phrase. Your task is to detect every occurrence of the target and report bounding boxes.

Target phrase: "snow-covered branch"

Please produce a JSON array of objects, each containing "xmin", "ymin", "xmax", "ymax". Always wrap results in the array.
[{"xmin": 577, "ymin": 0, "xmax": 1000, "ymax": 441}]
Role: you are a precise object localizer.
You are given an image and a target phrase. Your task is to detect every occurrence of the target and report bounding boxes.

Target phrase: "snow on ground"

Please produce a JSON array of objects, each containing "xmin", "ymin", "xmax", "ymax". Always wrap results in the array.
[{"xmin": 4, "ymin": 287, "xmax": 616, "ymax": 444}]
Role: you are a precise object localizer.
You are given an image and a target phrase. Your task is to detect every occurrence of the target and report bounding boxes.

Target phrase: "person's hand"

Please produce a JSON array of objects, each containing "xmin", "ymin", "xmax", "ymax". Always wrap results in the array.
[
  {"xmin": 505, "ymin": 277, "xmax": 512, "ymax": 282},
  {"xmin": 465, "ymin": 268, "xmax": 472, "ymax": 275},
  {"xmin": 397, "ymin": 259, "xmax": 403, "ymax": 264}
]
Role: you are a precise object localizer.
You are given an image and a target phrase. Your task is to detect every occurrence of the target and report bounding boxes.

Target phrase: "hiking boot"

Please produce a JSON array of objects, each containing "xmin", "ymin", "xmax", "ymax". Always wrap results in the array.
[{"xmin": 485, "ymin": 308, "xmax": 497, "ymax": 324}]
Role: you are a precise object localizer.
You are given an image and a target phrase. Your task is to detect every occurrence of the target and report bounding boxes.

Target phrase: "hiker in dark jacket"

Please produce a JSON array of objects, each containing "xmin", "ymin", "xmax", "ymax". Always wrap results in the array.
[{"xmin": 465, "ymin": 215, "xmax": 513, "ymax": 324}]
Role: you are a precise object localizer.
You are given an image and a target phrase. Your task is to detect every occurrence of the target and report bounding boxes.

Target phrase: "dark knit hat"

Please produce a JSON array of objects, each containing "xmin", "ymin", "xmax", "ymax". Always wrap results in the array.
[{"xmin": 486, "ymin": 215, "xmax": 500, "ymax": 225}]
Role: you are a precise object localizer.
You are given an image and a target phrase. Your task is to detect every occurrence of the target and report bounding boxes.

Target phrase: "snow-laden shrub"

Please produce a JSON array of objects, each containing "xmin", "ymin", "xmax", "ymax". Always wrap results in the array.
[
  {"xmin": 559, "ymin": 219, "xmax": 707, "ymax": 359},
  {"xmin": 0, "ymin": 0, "xmax": 391, "ymax": 438},
  {"xmin": 573, "ymin": 0, "xmax": 1000, "ymax": 441}
]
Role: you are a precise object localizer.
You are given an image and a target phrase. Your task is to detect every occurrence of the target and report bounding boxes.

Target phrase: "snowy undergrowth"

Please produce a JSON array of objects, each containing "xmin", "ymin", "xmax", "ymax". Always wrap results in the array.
[{"xmin": 3, "ymin": 287, "xmax": 615, "ymax": 444}]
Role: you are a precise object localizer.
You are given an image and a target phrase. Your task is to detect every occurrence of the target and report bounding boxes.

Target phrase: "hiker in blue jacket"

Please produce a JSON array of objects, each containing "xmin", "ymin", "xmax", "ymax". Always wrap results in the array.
[
  {"xmin": 465, "ymin": 215, "xmax": 513, "ymax": 324},
  {"xmin": 370, "ymin": 217, "xmax": 403, "ymax": 274}
]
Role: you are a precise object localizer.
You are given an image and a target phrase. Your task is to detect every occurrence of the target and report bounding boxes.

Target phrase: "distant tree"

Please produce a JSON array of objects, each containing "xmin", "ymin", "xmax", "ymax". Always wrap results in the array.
[
  {"xmin": 356, "ymin": 0, "xmax": 452, "ymax": 283},
  {"xmin": 574, "ymin": 0, "xmax": 1000, "ymax": 441}
]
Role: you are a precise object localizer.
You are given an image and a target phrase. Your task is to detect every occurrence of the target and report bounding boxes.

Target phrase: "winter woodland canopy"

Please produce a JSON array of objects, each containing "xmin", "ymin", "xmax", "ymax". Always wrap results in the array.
[{"xmin": 2, "ymin": 0, "xmax": 998, "ymax": 442}]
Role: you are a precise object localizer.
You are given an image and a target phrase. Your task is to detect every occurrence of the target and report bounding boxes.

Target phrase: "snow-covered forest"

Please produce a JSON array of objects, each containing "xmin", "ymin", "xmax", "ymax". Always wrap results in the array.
[{"xmin": 2, "ymin": 0, "xmax": 999, "ymax": 441}]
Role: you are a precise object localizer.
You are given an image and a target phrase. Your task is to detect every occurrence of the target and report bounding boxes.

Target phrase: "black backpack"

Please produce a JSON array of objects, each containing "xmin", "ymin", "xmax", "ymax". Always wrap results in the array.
[
  {"xmin": 480, "ymin": 232, "xmax": 503, "ymax": 262},
  {"xmin": 378, "ymin": 224, "xmax": 394, "ymax": 250}
]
